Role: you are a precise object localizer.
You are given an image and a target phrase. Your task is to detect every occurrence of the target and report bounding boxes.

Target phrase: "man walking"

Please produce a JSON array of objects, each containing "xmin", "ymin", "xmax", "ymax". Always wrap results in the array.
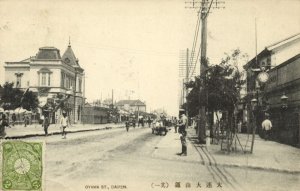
[
  {"xmin": 60, "ymin": 111, "xmax": 69, "ymax": 139},
  {"xmin": 43, "ymin": 114, "xmax": 50, "ymax": 136},
  {"xmin": 173, "ymin": 117, "xmax": 178, "ymax": 133},
  {"xmin": 11, "ymin": 113, "xmax": 16, "ymax": 126},
  {"xmin": 262, "ymin": 114, "xmax": 272, "ymax": 141}
]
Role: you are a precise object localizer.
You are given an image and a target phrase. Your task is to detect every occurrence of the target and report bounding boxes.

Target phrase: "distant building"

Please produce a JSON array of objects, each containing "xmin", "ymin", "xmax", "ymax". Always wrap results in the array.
[
  {"xmin": 115, "ymin": 100, "xmax": 146, "ymax": 113},
  {"xmin": 4, "ymin": 42, "xmax": 85, "ymax": 124},
  {"xmin": 81, "ymin": 103, "xmax": 109, "ymax": 124},
  {"xmin": 244, "ymin": 33, "xmax": 300, "ymax": 146}
]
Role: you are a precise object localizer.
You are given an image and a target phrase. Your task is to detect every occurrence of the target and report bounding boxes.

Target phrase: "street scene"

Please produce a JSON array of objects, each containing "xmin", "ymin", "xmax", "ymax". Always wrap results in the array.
[{"xmin": 0, "ymin": 0, "xmax": 300, "ymax": 191}]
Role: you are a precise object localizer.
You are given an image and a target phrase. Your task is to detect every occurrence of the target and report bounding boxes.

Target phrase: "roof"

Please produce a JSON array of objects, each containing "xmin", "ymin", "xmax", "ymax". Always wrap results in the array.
[
  {"xmin": 61, "ymin": 43, "xmax": 80, "ymax": 66},
  {"xmin": 115, "ymin": 100, "xmax": 146, "ymax": 106},
  {"xmin": 35, "ymin": 47, "xmax": 61, "ymax": 60},
  {"xmin": 244, "ymin": 33, "xmax": 300, "ymax": 70},
  {"xmin": 20, "ymin": 57, "xmax": 34, "ymax": 62},
  {"xmin": 267, "ymin": 33, "xmax": 300, "ymax": 51}
]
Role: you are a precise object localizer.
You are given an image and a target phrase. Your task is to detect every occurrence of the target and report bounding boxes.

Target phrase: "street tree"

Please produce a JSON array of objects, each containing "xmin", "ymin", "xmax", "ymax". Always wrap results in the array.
[
  {"xmin": 0, "ymin": 82, "xmax": 39, "ymax": 111},
  {"xmin": 185, "ymin": 49, "xmax": 247, "ymax": 146},
  {"xmin": 21, "ymin": 90, "xmax": 39, "ymax": 111}
]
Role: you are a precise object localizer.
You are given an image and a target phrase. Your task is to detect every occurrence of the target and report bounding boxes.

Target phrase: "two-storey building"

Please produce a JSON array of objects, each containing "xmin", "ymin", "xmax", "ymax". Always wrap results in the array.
[
  {"xmin": 244, "ymin": 33, "xmax": 300, "ymax": 146},
  {"xmin": 4, "ymin": 42, "xmax": 85, "ymax": 124}
]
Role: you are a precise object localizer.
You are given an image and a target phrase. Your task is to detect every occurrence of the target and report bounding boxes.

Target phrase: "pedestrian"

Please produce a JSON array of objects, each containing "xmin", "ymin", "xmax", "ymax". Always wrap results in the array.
[
  {"xmin": 0, "ymin": 114, "xmax": 11, "ymax": 139},
  {"xmin": 24, "ymin": 115, "xmax": 27, "ymax": 127},
  {"xmin": 147, "ymin": 117, "xmax": 152, "ymax": 128},
  {"xmin": 141, "ymin": 117, "xmax": 145, "ymax": 127},
  {"xmin": 178, "ymin": 114, "xmax": 187, "ymax": 134},
  {"xmin": 180, "ymin": 130, "xmax": 187, "ymax": 156},
  {"xmin": 43, "ymin": 115, "xmax": 50, "ymax": 136},
  {"xmin": 173, "ymin": 117, "xmax": 178, "ymax": 133},
  {"xmin": 12, "ymin": 113, "xmax": 16, "ymax": 126},
  {"xmin": 262, "ymin": 114, "xmax": 272, "ymax": 141},
  {"xmin": 60, "ymin": 111, "xmax": 69, "ymax": 139}
]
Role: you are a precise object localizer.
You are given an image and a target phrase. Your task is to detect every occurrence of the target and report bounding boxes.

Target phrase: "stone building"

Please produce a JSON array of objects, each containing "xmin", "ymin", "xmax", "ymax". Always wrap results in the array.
[{"xmin": 4, "ymin": 42, "xmax": 85, "ymax": 124}]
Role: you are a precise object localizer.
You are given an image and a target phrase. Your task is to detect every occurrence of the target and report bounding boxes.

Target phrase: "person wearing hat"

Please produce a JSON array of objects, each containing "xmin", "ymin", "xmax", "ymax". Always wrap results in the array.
[
  {"xmin": 60, "ymin": 111, "xmax": 69, "ymax": 139},
  {"xmin": 262, "ymin": 113, "xmax": 272, "ymax": 141},
  {"xmin": 178, "ymin": 113, "xmax": 187, "ymax": 134}
]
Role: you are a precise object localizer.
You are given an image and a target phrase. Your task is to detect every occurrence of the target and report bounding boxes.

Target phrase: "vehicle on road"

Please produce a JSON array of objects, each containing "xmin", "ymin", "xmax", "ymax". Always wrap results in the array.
[{"xmin": 152, "ymin": 120, "xmax": 167, "ymax": 136}]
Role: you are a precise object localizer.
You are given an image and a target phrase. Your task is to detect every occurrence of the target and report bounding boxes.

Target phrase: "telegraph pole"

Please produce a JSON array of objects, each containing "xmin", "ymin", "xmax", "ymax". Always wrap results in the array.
[
  {"xmin": 198, "ymin": 0, "xmax": 208, "ymax": 143},
  {"xmin": 185, "ymin": 0, "xmax": 225, "ymax": 143},
  {"xmin": 112, "ymin": 89, "xmax": 114, "ymax": 109},
  {"xmin": 186, "ymin": 48, "xmax": 189, "ymax": 127}
]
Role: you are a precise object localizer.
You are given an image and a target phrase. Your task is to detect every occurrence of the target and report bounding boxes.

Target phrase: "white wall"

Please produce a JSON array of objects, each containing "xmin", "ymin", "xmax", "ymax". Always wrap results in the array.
[
  {"xmin": 5, "ymin": 67, "xmax": 30, "ymax": 88},
  {"xmin": 271, "ymin": 38, "xmax": 300, "ymax": 66}
]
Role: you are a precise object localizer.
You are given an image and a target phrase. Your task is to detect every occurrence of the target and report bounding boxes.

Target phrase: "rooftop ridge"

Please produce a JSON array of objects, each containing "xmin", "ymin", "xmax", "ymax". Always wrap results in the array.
[{"xmin": 266, "ymin": 33, "xmax": 300, "ymax": 50}]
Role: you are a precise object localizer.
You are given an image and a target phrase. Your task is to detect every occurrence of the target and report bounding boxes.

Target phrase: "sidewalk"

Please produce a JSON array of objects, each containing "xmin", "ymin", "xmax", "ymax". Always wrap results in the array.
[
  {"xmin": 4, "ymin": 123, "xmax": 125, "ymax": 139},
  {"xmin": 152, "ymin": 127, "xmax": 300, "ymax": 174}
]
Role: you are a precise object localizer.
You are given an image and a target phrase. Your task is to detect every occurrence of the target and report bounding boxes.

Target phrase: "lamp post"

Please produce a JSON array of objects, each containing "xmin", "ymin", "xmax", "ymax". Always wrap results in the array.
[
  {"xmin": 280, "ymin": 93, "xmax": 288, "ymax": 134},
  {"xmin": 280, "ymin": 93, "xmax": 288, "ymax": 110}
]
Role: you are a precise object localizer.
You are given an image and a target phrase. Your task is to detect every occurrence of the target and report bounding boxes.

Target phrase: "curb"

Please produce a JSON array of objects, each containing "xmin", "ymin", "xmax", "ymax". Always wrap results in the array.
[
  {"xmin": 186, "ymin": 135, "xmax": 300, "ymax": 175},
  {"xmin": 5, "ymin": 125, "xmax": 125, "ymax": 139}
]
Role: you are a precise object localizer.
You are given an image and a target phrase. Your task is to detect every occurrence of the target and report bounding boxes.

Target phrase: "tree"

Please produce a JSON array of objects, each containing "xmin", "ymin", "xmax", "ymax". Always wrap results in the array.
[
  {"xmin": 21, "ymin": 90, "xmax": 39, "ymax": 111},
  {"xmin": 0, "ymin": 82, "xmax": 39, "ymax": 111},
  {"xmin": 0, "ymin": 82, "xmax": 23, "ymax": 110},
  {"xmin": 185, "ymin": 49, "xmax": 247, "ymax": 147}
]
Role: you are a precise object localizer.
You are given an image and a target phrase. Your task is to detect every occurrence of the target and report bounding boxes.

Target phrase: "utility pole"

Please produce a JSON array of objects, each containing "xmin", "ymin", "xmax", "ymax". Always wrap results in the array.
[
  {"xmin": 186, "ymin": 48, "xmax": 189, "ymax": 127},
  {"xmin": 198, "ymin": 0, "xmax": 208, "ymax": 143},
  {"xmin": 250, "ymin": 18, "xmax": 258, "ymax": 154},
  {"xmin": 186, "ymin": 0, "xmax": 225, "ymax": 143},
  {"xmin": 112, "ymin": 89, "xmax": 114, "ymax": 109},
  {"xmin": 185, "ymin": 0, "xmax": 225, "ymax": 143}
]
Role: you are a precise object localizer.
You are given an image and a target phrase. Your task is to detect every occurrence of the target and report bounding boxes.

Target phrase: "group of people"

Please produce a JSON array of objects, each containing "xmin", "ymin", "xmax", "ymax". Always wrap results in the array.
[
  {"xmin": 42, "ymin": 111, "xmax": 69, "ymax": 139},
  {"xmin": 0, "ymin": 111, "xmax": 70, "ymax": 139}
]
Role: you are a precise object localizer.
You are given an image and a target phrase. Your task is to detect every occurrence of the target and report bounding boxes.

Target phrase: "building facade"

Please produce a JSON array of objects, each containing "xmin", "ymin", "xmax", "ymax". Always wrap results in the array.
[
  {"xmin": 244, "ymin": 33, "xmax": 300, "ymax": 146},
  {"xmin": 115, "ymin": 100, "xmax": 146, "ymax": 113},
  {"xmin": 4, "ymin": 43, "xmax": 85, "ymax": 124}
]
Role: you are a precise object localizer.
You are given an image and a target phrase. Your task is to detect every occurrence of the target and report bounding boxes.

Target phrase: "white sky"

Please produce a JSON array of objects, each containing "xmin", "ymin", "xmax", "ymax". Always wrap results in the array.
[{"xmin": 0, "ymin": 0, "xmax": 299, "ymax": 116}]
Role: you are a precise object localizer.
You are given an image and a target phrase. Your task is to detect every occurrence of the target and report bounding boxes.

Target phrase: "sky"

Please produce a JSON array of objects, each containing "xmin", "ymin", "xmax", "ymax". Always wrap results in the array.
[{"xmin": 0, "ymin": 0, "xmax": 299, "ymax": 116}]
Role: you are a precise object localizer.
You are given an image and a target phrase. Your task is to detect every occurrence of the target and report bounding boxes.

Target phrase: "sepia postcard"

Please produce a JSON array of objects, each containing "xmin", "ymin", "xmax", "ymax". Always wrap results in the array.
[{"xmin": 0, "ymin": 0, "xmax": 299, "ymax": 190}]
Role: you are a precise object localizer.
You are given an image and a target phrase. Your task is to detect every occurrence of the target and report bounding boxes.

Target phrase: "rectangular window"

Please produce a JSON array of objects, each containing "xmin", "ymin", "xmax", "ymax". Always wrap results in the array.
[
  {"xmin": 61, "ymin": 72, "xmax": 65, "ymax": 87},
  {"xmin": 79, "ymin": 79, "xmax": 82, "ymax": 92},
  {"xmin": 66, "ymin": 77, "xmax": 69, "ymax": 89},
  {"xmin": 48, "ymin": 74, "xmax": 51, "ymax": 86},
  {"xmin": 16, "ymin": 76, "xmax": 22, "ymax": 88},
  {"xmin": 41, "ymin": 73, "xmax": 46, "ymax": 86}
]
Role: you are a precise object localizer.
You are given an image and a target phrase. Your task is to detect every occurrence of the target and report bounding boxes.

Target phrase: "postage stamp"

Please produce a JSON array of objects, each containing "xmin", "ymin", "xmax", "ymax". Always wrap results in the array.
[{"xmin": 1, "ymin": 141, "xmax": 44, "ymax": 191}]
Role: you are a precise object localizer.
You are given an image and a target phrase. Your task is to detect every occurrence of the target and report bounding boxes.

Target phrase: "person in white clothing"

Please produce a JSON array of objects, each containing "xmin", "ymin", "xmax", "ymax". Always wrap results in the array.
[
  {"xmin": 60, "ymin": 111, "xmax": 69, "ymax": 139},
  {"xmin": 262, "ymin": 115, "xmax": 272, "ymax": 141}
]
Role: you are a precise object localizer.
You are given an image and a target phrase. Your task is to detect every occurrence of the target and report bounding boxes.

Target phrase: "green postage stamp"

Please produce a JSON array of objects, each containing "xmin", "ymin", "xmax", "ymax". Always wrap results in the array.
[{"xmin": 1, "ymin": 141, "xmax": 44, "ymax": 191}]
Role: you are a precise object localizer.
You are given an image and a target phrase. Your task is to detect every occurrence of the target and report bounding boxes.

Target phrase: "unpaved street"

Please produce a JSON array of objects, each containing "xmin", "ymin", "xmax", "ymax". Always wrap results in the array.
[{"xmin": 26, "ymin": 127, "xmax": 300, "ymax": 191}]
